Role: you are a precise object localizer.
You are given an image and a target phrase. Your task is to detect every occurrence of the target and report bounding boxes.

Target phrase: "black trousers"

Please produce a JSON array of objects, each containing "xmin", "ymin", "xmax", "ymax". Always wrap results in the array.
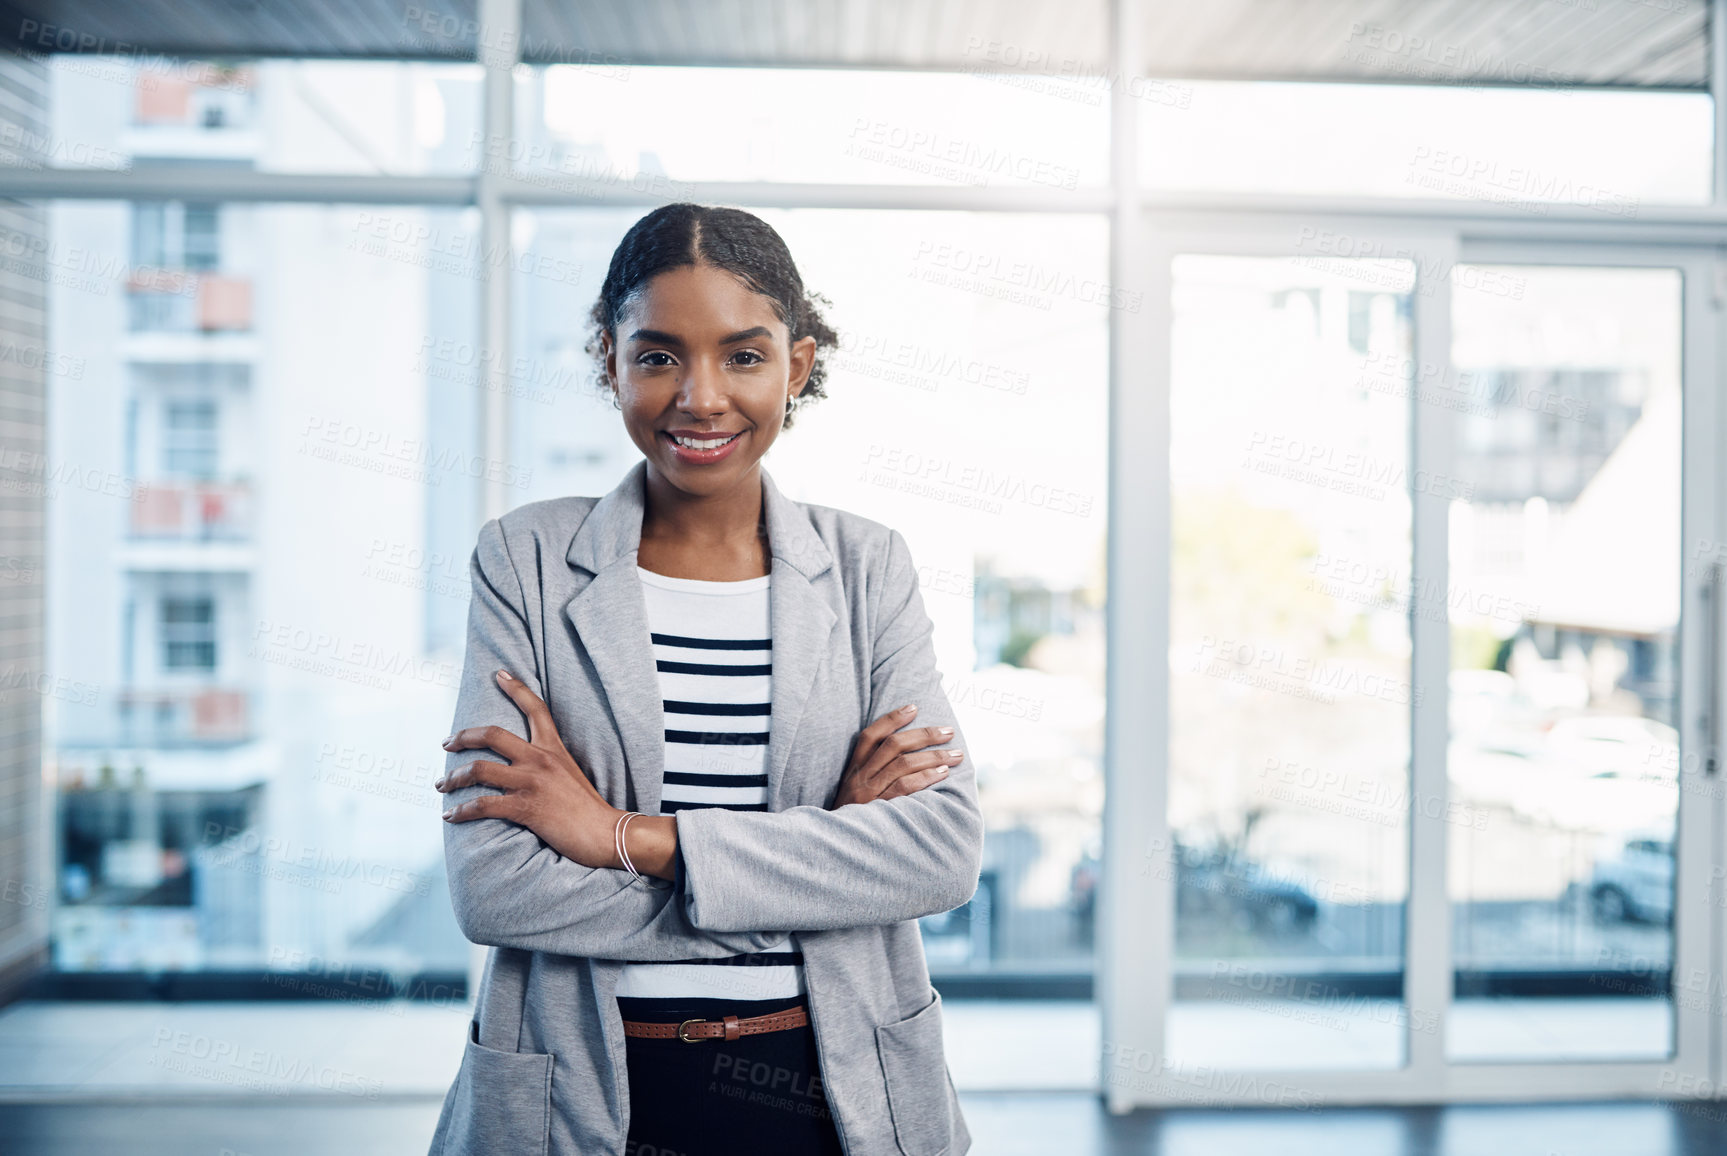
[{"xmin": 617, "ymin": 995, "xmax": 846, "ymax": 1156}]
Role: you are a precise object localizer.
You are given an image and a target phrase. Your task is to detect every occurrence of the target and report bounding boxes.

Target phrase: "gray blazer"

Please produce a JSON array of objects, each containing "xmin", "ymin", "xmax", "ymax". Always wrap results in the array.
[{"xmin": 427, "ymin": 457, "xmax": 984, "ymax": 1156}]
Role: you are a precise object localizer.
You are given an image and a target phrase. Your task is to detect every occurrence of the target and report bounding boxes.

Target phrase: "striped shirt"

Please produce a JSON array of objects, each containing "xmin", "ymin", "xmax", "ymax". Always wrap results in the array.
[{"xmin": 614, "ymin": 563, "xmax": 806, "ymax": 1000}]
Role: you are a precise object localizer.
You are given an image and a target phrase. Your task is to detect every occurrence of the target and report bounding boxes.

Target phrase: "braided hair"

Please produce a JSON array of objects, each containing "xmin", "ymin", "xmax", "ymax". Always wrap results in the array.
[{"xmin": 584, "ymin": 203, "xmax": 840, "ymax": 429}]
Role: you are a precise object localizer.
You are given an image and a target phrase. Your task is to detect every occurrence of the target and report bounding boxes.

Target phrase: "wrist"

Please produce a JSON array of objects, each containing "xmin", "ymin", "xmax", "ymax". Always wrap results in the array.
[
  {"xmin": 623, "ymin": 814, "xmax": 678, "ymax": 882},
  {"xmin": 600, "ymin": 804, "xmax": 629, "ymax": 871}
]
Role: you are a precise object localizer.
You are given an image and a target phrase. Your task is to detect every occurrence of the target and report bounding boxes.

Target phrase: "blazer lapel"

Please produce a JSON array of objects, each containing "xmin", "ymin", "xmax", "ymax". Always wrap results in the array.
[
  {"xmin": 562, "ymin": 458, "xmax": 838, "ymax": 815},
  {"xmin": 760, "ymin": 467, "xmax": 839, "ymax": 809},
  {"xmin": 563, "ymin": 460, "xmax": 663, "ymax": 815}
]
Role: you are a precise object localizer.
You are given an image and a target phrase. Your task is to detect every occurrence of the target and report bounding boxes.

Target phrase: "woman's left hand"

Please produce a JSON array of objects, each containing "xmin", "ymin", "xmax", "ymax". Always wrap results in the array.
[{"xmin": 435, "ymin": 670, "xmax": 623, "ymax": 869}]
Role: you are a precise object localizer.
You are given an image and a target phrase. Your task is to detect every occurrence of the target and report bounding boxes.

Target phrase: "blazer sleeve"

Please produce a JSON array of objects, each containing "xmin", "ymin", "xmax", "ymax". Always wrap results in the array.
[
  {"xmin": 673, "ymin": 527, "xmax": 987, "ymax": 933},
  {"xmin": 441, "ymin": 516, "xmax": 790, "ymax": 960}
]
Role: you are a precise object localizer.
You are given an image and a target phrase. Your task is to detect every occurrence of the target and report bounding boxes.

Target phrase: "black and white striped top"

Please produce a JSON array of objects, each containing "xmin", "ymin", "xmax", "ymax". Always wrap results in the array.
[{"xmin": 614, "ymin": 563, "xmax": 806, "ymax": 1000}]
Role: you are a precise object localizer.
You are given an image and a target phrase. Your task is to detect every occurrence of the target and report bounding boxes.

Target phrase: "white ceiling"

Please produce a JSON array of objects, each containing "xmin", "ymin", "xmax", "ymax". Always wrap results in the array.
[{"xmin": 0, "ymin": 0, "xmax": 1707, "ymax": 89}]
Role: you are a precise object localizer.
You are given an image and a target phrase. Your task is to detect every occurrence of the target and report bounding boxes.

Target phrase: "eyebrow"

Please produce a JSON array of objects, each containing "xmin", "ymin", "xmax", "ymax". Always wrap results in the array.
[{"xmin": 627, "ymin": 326, "xmax": 774, "ymax": 346}]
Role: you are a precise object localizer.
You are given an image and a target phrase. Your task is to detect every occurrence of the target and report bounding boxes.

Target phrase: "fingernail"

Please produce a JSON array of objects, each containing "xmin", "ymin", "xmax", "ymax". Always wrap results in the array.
[
  {"xmin": 948, "ymin": 749, "xmax": 964, "ymax": 759},
  {"xmin": 496, "ymin": 669, "xmax": 513, "ymax": 682},
  {"xmin": 935, "ymin": 766, "xmax": 948, "ymax": 775},
  {"xmin": 441, "ymin": 810, "xmax": 454, "ymax": 821},
  {"xmin": 937, "ymin": 726, "xmax": 953, "ymax": 736},
  {"xmin": 898, "ymin": 704, "xmax": 916, "ymax": 716},
  {"xmin": 433, "ymin": 777, "xmax": 446, "ymax": 790},
  {"xmin": 441, "ymin": 734, "xmax": 455, "ymax": 747}
]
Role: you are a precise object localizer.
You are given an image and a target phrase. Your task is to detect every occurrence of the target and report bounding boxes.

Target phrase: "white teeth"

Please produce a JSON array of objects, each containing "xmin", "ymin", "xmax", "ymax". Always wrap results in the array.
[{"xmin": 672, "ymin": 432, "xmax": 738, "ymax": 450}]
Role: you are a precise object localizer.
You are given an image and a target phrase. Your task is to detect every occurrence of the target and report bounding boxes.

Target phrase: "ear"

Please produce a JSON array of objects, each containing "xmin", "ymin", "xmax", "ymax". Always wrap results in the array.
[
  {"xmin": 788, "ymin": 335, "xmax": 817, "ymax": 397},
  {"xmin": 599, "ymin": 328, "xmax": 619, "ymax": 395}
]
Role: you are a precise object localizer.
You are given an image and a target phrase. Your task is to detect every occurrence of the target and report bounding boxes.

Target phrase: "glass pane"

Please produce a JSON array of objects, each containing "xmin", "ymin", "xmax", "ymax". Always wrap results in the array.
[
  {"xmin": 1140, "ymin": 82, "xmax": 1710, "ymax": 208},
  {"xmin": 45, "ymin": 57, "xmax": 481, "ymax": 174},
  {"xmin": 1165, "ymin": 253, "xmax": 1415, "ymax": 1071},
  {"xmin": 1446, "ymin": 265, "xmax": 1682, "ymax": 1062},
  {"xmin": 47, "ymin": 201, "xmax": 478, "ymax": 988},
  {"xmin": 513, "ymin": 66, "xmax": 1108, "ymax": 191}
]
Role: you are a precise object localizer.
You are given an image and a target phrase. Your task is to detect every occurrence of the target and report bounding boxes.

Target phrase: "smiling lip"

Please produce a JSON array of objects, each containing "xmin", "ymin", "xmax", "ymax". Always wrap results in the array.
[
  {"xmin": 662, "ymin": 428, "xmax": 745, "ymax": 464},
  {"xmin": 665, "ymin": 429, "xmax": 743, "ymax": 441}
]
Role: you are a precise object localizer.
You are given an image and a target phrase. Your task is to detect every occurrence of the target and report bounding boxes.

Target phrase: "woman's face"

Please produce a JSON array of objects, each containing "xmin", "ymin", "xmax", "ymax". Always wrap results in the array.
[{"xmin": 602, "ymin": 261, "xmax": 816, "ymax": 498}]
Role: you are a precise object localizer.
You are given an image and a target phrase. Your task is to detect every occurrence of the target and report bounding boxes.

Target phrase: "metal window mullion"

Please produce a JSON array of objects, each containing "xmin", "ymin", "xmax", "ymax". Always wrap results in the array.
[
  {"xmin": 478, "ymin": 0, "xmax": 521, "ymax": 526},
  {"xmin": 0, "ymin": 167, "xmax": 477, "ymax": 202},
  {"xmin": 1405, "ymin": 229, "xmax": 1461, "ymax": 1092},
  {"xmin": 1670, "ymin": 245, "xmax": 1724, "ymax": 1088},
  {"xmin": 468, "ymin": 0, "xmax": 521, "ymax": 1012},
  {"xmin": 1714, "ymin": 0, "xmax": 1726, "ymax": 203},
  {"xmin": 1099, "ymin": 0, "xmax": 1165, "ymax": 1116},
  {"xmin": 1707, "ymin": 240, "xmax": 1727, "ymax": 1106},
  {"xmin": 489, "ymin": 175, "xmax": 1114, "ymax": 212}
]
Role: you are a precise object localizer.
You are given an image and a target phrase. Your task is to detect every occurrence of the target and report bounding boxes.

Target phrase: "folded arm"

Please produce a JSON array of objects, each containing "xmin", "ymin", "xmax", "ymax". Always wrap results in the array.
[
  {"xmin": 673, "ymin": 528, "xmax": 987, "ymax": 933},
  {"xmin": 440, "ymin": 516, "xmax": 787, "ymax": 960}
]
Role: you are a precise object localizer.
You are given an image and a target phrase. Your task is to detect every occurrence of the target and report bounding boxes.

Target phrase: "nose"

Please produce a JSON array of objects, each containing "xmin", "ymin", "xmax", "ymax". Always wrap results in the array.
[{"xmin": 675, "ymin": 356, "xmax": 728, "ymax": 416}]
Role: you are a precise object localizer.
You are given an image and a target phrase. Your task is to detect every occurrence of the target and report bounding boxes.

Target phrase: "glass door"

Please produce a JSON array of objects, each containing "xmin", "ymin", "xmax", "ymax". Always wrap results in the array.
[
  {"xmin": 1102, "ymin": 221, "xmax": 1722, "ymax": 1107},
  {"xmin": 1158, "ymin": 232, "xmax": 1430, "ymax": 1080},
  {"xmin": 1441, "ymin": 245, "xmax": 1716, "ymax": 1087}
]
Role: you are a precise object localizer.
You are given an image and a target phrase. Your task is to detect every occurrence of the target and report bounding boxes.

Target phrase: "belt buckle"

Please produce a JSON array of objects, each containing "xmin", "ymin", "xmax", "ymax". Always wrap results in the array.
[{"xmin": 677, "ymin": 1017, "xmax": 708, "ymax": 1043}]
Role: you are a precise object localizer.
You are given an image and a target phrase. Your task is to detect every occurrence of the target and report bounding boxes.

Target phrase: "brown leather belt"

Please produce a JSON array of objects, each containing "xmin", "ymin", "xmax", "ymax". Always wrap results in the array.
[{"xmin": 622, "ymin": 1004, "xmax": 809, "ymax": 1042}]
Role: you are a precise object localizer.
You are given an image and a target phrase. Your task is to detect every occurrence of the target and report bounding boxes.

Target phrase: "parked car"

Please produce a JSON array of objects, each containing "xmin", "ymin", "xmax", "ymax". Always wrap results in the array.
[
  {"xmin": 1511, "ymin": 716, "xmax": 1679, "ymax": 834},
  {"xmin": 1588, "ymin": 833, "xmax": 1674, "ymax": 925},
  {"xmin": 1178, "ymin": 842, "xmax": 1320, "ymax": 934},
  {"xmin": 1069, "ymin": 836, "xmax": 1319, "ymax": 936},
  {"xmin": 1544, "ymin": 716, "xmax": 1679, "ymax": 780}
]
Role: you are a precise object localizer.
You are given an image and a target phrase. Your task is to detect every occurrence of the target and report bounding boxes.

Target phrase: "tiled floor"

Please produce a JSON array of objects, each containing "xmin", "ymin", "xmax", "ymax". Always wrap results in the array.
[
  {"xmin": 3, "ymin": 1096, "xmax": 1727, "ymax": 1155},
  {"xmin": 2, "ymin": 998, "xmax": 1723, "ymax": 1154},
  {"xmin": 0, "ymin": 999, "xmax": 1100, "ymax": 1095},
  {"xmin": 0, "ymin": 997, "xmax": 1677, "ymax": 1094},
  {"xmin": 0, "ymin": 1000, "xmax": 468, "ymax": 1098}
]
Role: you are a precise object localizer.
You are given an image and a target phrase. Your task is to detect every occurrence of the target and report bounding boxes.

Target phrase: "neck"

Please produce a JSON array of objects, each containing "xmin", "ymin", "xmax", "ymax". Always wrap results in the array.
[{"xmin": 640, "ymin": 463, "xmax": 767, "ymax": 551}]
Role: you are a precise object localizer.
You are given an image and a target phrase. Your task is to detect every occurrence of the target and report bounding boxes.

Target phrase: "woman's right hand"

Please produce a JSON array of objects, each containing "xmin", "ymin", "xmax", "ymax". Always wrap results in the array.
[{"xmin": 830, "ymin": 704, "xmax": 965, "ymax": 808}]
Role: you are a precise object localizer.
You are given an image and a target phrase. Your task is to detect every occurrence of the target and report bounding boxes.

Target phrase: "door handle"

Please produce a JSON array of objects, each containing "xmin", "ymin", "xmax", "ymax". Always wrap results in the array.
[{"xmin": 1707, "ymin": 560, "xmax": 1722, "ymax": 777}]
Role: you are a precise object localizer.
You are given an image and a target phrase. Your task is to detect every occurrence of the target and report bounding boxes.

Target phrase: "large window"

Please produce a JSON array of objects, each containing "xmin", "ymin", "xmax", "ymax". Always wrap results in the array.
[
  {"xmin": 1446, "ymin": 265, "xmax": 1682, "ymax": 1062},
  {"xmin": 37, "ymin": 52, "xmax": 1112, "ymax": 1002},
  {"xmin": 49, "ymin": 57, "xmax": 482, "ymax": 174},
  {"xmin": 514, "ymin": 64, "xmax": 1108, "ymax": 193},
  {"xmin": 7, "ymin": 9, "xmax": 1727, "ymax": 1115},
  {"xmin": 1166, "ymin": 252, "xmax": 1415, "ymax": 1070},
  {"xmin": 1139, "ymin": 82, "xmax": 1711, "ymax": 207},
  {"xmin": 159, "ymin": 593, "xmax": 216, "ymax": 671},
  {"xmin": 48, "ymin": 198, "xmax": 479, "ymax": 977}
]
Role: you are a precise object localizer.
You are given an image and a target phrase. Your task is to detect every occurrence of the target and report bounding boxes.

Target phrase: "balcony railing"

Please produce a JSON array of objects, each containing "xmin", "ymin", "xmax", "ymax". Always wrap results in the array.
[
  {"xmin": 133, "ymin": 67, "xmax": 257, "ymax": 130},
  {"xmin": 116, "ymin": 687, "xmax": 251, "ymax": 747},
  {"xmin": 130, "ymin": 480, "xmax": 253, "ymax": 541},
  {"xmin": 126, "ymin": 270, "xmax": 253, "ymax": 333}
]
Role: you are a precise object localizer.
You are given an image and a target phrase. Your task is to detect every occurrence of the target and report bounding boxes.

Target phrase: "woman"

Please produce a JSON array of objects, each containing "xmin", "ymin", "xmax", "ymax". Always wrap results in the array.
[{"xmin": 427, "ymin": 203, "xmax": 984, "ymax": 1156}]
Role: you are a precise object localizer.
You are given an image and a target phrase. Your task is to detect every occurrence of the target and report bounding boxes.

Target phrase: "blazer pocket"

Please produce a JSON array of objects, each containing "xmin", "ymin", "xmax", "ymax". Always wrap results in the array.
[
  {"xmin": 874, "ymin": 987, "xmax": 954, "ymax": 1156},
  {"xmin": 445, "ymin": 1016, "xmax": 554, "ymax": 1156}
]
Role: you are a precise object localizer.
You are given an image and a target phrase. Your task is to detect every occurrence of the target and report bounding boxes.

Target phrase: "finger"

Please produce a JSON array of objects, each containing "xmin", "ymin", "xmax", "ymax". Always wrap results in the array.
[
  {"xmin": 857, "ymin": 724, "xmax": 956, "ymax": 792},
  {"xmin": 877, "ymin": 763, "xmax": 954, "ymax": 800},
  {"xmin": 493, "ymin": 669, "xmax": 567, "ymax": 753},
  {"xmin": 850, "ymin": 704, "xmax": 918, "ymax": 765},
  {"xmin": 853, "ymin": 720, "xmax": 941, "ymax": 780},
  {"xmin": 443, "ymin": 723, "xmax": 534, "ymax": 762},
  {"xmin": 885, "ymin": 724, "xmax": 957, "ymax": 757},
  {"xmin": 434, "ymin": 760, "xmax": 529, "ymax": 795},
  {"xmin": 888, "ymin": 746, "xmax": 964, "ymax": 782},
  {"xmin": 441, "ymin": 792, "xmax": 521, "ymax": 824},
  {"xmin": 879, "ymin": 748, "xmax": 965, "ymax": 800}
]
